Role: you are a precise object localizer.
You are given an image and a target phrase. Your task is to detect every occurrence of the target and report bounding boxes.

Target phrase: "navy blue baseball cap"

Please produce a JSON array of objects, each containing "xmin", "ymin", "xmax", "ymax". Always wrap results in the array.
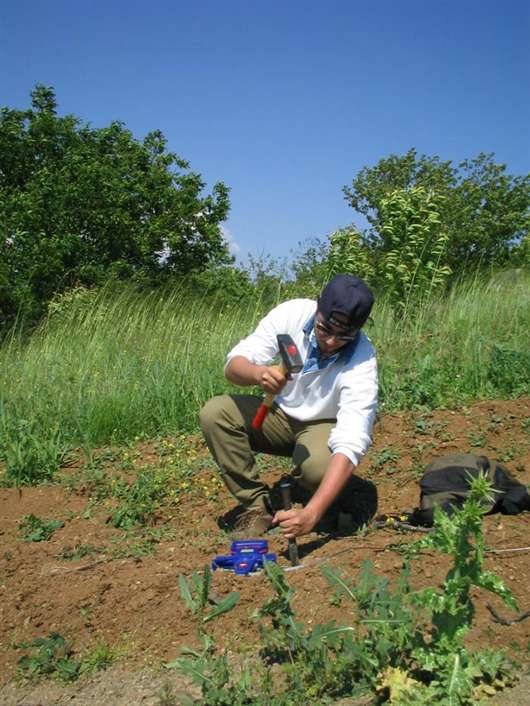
[{"xmin": 318, "ymin": 274, "xmax": 374, "ymax": 329}]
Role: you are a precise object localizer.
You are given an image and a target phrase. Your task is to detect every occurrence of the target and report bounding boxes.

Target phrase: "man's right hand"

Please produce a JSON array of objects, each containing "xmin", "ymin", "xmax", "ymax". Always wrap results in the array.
[
  {"xmin": 255, "ymin": 365, "xmax": 287, "ymax": 395},
  {"xmin": 225, "ymin": 356, "xmax": 288, "ymax": 394}
]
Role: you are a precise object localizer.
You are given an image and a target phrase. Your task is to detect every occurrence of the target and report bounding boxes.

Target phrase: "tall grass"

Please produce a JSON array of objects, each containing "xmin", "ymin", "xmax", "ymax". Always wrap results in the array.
[
  {"xmin": 0, "ymin": 285, "xmax": 266, "ymax": 451},
  {"xmin": 0, "ymin": 272, "xmax": 529, "ymax": 475},
  {"xmin": 373, "ymin": 269, "xmax": 530, "ymax": 409}
]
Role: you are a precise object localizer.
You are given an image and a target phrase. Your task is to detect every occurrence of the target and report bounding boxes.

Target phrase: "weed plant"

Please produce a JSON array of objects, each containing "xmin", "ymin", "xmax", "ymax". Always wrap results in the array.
[
  {"xmin": 18, "ymin": 514, "xmax": 64, "ymax": 542},
  {"xmin": 171, "ymin": 475, "xmax": 520, "ymax": 705},
  {"xmin": 178, "ymin": 565, "xmax": 240, "ymax": 623},
  {"xmin": 59, "ymin": 543, "xmax": 103, "ymax": 560},
  {"xmin": 16, "ymin": 633, "xmax": 81, "ymax": 682},
  {"xmin": 80, "ymin": 639, "xmax": 119, "ymax": 673},
  {"xmin": 15, "ymin": 633, "xmax": 117, "ymax": 682},
  {"xmin": 0, "ymin": 271, "xmax": 528, "ymax": 483},
  {"xmin": 109, "ymin": 527, "xmax": 175, "ymax": 559},
  {"xmin": 60, "ymin": 439, "xmax": 198, "ymax": 528},
  {"xmin": 109, "ymin": 468, "xmax": 169, "ymax": 528}
]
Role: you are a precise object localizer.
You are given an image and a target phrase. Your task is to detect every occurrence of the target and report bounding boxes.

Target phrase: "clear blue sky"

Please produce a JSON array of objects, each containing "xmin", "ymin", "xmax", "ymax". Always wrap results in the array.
[{"xmin": 2, "ymin": 0, "xmax": 529, "ymax": 262}]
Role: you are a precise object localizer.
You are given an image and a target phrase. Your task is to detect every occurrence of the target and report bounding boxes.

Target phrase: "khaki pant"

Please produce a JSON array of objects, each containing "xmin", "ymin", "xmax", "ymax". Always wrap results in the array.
[{"xmin": 199, "ymin": 394, "xmax": 377, "ymax": 521}]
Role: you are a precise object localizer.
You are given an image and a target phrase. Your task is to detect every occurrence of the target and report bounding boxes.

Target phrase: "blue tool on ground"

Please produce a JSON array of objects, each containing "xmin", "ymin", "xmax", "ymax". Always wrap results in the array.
[{"xmin": 211, "ymin": 539, "xmax": 277, "ymax": 575}]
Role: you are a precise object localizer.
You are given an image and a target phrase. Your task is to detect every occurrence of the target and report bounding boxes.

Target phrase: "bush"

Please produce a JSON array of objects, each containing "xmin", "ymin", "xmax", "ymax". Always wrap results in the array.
[{"xmin": 0, "ymin": 85, "xmax": 231, "ymax": 330}]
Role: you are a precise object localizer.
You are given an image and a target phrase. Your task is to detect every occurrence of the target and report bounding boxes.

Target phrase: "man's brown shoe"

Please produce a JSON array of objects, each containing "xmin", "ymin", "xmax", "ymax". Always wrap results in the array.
[{"xmin": 232, "ymin": 506, "xmax": 274, "ymax": 538}]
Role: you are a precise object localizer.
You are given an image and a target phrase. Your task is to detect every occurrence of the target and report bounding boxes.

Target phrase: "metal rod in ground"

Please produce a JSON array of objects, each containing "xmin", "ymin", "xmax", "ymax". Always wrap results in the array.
[{"xmin": 279, "ymin": 476, "xmax": 300, "ymax": 567}]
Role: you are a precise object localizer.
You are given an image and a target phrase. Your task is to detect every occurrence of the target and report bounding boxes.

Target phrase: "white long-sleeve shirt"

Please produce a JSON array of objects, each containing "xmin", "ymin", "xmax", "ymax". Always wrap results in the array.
[{"xmin": 226, "ymin": 299, "xmax": 378, "ymax": 467}]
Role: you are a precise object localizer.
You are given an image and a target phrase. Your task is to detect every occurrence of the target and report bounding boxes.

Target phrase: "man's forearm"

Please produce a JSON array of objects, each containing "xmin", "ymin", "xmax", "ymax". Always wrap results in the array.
[
  {"xmin": 304, "ymin": 452, "xmax": 355, "ymax": 524},
  {"xmin": 226, "ymin": 356, "xmax": 286, "ymax": 395},
  {"xmin": 225, "ymin": 356, "xmax": 262, "ymax": 386},
  {"xmin": 272, "ymin": 452, "xmax": 356, "ymax": 538}
]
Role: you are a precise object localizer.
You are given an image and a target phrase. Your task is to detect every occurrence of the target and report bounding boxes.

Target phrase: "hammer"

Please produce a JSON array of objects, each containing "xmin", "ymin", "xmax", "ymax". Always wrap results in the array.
[{"xmin": 251, "ymin": 334, "xmax": 303, "ymax": 430}]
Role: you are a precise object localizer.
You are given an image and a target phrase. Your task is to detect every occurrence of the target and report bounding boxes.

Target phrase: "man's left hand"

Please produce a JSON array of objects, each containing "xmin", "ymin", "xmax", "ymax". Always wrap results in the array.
[{"xmin": 272, "ymin": 507, "xmax": 317, "ymax": 538}]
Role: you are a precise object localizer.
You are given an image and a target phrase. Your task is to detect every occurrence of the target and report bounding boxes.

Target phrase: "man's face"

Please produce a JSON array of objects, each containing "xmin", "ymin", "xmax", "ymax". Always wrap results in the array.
[{"xmin": 314, "ymin": 311, "xmax": 358, "ymax": 357}]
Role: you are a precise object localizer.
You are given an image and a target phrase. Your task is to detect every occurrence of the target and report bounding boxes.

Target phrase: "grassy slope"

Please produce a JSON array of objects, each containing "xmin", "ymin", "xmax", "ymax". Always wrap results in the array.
[{"xmin": 0, "ymin": 272, "xmax": 529, "ymax": 463}]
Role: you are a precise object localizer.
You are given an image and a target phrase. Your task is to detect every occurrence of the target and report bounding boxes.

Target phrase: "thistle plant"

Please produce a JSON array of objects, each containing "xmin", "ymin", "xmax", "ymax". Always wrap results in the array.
[
  {"xmin": 410, "ymin": 472, "xmax": 518, "ymax": 651},
  {"xmin": 178, "ymin": 565, "xmax": 240, "ymax": 624},
  {"xmin": 172, "ymin": 477, "xmax": 519, "ymax": 705}
]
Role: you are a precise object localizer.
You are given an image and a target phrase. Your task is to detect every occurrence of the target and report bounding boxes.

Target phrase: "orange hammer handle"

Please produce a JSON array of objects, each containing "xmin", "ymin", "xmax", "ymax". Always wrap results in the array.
[{"xmin": 251, "ymin": 363, "xmax": 286, "ymax": 430}]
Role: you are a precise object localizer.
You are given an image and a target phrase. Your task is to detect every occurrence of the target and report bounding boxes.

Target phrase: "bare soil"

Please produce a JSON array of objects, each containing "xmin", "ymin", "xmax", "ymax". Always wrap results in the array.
[{"xmin": 1, "ymin": 398, "xmax": 529, "ymax": 705}]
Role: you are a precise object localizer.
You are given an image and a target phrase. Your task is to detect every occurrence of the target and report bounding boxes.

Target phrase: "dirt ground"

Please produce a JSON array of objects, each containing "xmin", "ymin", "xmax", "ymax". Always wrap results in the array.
[{"xmin": 1, "ymin": 397, "xmax": 529, "ymax": 705}]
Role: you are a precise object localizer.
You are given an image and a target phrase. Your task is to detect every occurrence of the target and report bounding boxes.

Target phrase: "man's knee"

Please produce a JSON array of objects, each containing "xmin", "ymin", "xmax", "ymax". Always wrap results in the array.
[
  {"xmin": 199, "ymin": 395, "xmax": 230, "ymax": 434},
  {"xmin": 294, "ymin": 448, "xmax": 332, "ymax": 491}
]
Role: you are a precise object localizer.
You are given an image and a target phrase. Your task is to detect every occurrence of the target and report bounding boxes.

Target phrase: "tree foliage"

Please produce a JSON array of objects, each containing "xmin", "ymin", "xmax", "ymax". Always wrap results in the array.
[
  {"xmin": 328, "ymin": 226, "xmax": 375, "ymax": 284},
  {"xmin": 376, "ymin": 187, "xmax": 452, "ymax": 309},
  {"xmin": 329, "ymin": 188, "xmax": 452, "ymax": 309},
  {"xmin": 343, "ymin": 148, "xmax": 530, "ymax": 273},
  {"xmin": 0, "ymin": 85, "xmax": 231, "ymax": 328}
]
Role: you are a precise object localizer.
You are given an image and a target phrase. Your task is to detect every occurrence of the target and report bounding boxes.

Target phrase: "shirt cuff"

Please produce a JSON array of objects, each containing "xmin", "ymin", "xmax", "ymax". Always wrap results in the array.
[{"xmin": 331, "ymin": 446, "xmax": 360, "ymax": 467}]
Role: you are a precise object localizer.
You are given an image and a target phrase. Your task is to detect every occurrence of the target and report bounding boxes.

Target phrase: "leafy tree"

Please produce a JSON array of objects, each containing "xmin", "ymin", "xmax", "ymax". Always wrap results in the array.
[
  {"xmin": 188, "ymin": 264, "xmax": 254, "ymax": 304},
  {"xmin": 327, "ymin": 226, "xmax": 375, "ymax": 284},
  {"xmin": 328, "ymin": 188, "xmax": 452, "ymax": 310},
  {"xmin": 0, "ymin": 85, "xmax": 231, "ymax": 328},
  {"xmin": 286, "ymin": 237, "xmax": 331, "ymax": 298},
  {"xmin": 343, "ymin": 148, "xmax": 530, "ymax": 272}
]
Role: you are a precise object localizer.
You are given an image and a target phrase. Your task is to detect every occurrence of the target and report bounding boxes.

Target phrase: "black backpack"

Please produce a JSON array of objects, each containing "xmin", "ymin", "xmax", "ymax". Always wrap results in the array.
[{"xmin": 409, "ymin": 453, "xmax": 530, "ymax": 527}]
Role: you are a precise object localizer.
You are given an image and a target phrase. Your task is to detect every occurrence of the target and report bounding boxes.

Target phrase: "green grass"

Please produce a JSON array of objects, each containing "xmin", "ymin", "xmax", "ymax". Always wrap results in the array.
[
  {"xmin": 374, "ymin": 270, "xmax": 530, "ymax": 410},
  {"xmin": 0, "ymin": 271, "xmax": 529, "ymax": 483},
  {"xmin": 0, "ymin": 284, "xmax": 268, "ymax": 480}
]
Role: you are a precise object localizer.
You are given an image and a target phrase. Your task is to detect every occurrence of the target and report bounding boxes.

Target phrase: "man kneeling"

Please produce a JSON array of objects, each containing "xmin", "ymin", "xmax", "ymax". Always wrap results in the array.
[{"xmin": 199, "ymin": 274, "xmax": 378, "ymax": 539}]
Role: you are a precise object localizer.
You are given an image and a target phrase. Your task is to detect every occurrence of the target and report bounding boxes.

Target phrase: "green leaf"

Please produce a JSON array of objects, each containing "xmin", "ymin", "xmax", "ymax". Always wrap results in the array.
[
  {"xmin": 199, "ymin": 564, "xmax": 211, "ymax": 612},
  {"xmin": 203, "ymin": 591, "xmax": 240, "ymax": 623},
  {"xmin": 321, "ymin": 565, "xmax": 356, "ymax": 603},
  {"xmin": 178, "ymin": 574, "xmax": 196, "ymax": 614}
]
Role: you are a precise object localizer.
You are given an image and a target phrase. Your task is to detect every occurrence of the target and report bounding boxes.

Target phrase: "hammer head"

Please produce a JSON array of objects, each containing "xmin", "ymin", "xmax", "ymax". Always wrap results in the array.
[{"xmin": 277, "ymin": 334, "xmax": 303, "ymax": 376}]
